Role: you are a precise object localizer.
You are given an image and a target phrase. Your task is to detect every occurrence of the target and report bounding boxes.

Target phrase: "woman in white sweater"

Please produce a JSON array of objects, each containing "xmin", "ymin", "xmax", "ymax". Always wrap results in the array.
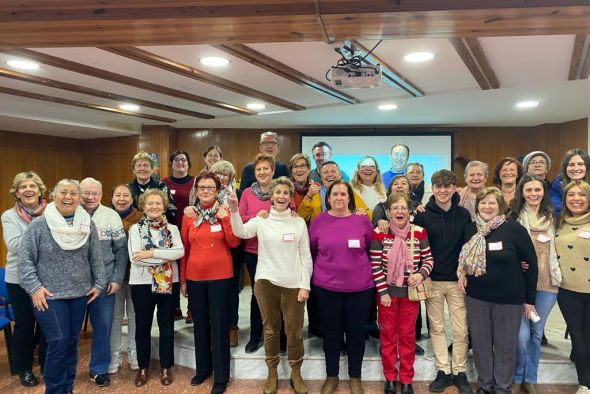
[
  {"xmin": 229, "ymin": 176, "xmax": 312, "ymax": 394},
  {"xmin": 128, "ymin": 189, "xmax": 184, "ymax": 387}
]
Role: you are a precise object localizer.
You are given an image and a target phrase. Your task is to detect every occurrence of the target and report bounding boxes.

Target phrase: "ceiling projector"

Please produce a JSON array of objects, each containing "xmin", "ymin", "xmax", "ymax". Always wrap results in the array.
[{"xmin": 330, "ymin": 64, "xmax": 382, "ymax": 89}]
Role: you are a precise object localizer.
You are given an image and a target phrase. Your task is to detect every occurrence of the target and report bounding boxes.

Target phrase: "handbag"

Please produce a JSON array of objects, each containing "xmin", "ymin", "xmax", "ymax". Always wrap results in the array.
[{"xmin": 406, "ymin": 225, "xmax": 434, "ymax": 301}]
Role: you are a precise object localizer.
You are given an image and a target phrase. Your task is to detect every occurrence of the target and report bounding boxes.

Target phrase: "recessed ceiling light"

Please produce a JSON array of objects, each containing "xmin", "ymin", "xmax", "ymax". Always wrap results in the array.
[
  {"xmin": 199, "ymin": 56, "xmax": 230, "ymax": 67},
  {"xmin": 378, "ymin": 104, "xmax": 398, "ymax": 111},
  {"xmin": 247, "ymin": 103, "xmax": 266, "ymax": 111},
  {"xmin": 6, "ymin": 59, "xmax": 40, "ymax": 70},
  {"xmin": 516, "ymin": 100, "xmax": 540, "ymax": 109},
  {"xmin": 119, "ymin": 103, "xmax": 140, "ymax": 111},
  {"xmin": 404, "ymin": 52, "xmax": 434, "ymax": 63}
]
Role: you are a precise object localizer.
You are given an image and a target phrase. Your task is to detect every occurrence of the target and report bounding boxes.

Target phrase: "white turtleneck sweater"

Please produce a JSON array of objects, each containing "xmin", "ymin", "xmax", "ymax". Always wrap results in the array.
[{"xmin": 230, "ymin": 208, "xmax": 312, "ymax": 290}]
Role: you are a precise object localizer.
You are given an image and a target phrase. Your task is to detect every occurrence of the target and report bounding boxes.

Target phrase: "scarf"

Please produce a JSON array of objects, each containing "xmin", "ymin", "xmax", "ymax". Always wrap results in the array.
[
  {"xmin": 111, "ymin": 203, "xmax": 134, "ymax": 219},
  {"xmin": 138, "ymin": 215, "xmax": 174, "ymax": 294},
  {"xmin": 410, "ymin": 180, "xmax": 425, "ymax": 203},
  {"xmin": 250, "ymin": 182, "xmax": 271, "ymax": 201},
  {"xmin": 193, "ymin": 201, "xmax": 219, "ymax": 227},
  {"xmin": 458, "ymin": 214, "xmax": 506, "ymax": 277},
  {"xmin": 217, "ymin": 186, "xmax": 232, "ymax": 205},
  {"xmin": 15, "ymin": 198, "xmax": 47, "ymax": 224},
  {"xmin": 386, "ymin": 221, "xmax": 413, "ymax": 287},
  {"xmin": 44, "ymin": 202, "xmax": 92, "ymax": 250},
  {"xmin": 294, "ymin": 180, "xmax": 311, "ymax": 197},
  {"xmin": 518, "ymin": 207, "xmax": 562, "ymax": 286}
]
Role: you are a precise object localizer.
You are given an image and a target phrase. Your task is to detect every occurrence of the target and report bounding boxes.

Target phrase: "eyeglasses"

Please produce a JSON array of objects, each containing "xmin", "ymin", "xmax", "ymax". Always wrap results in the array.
[
  {"xmin": 173, "ymin": 158, "xmax": 187, "ymax": 163},
  {"xmin": 196, "ymin": 186, "xmax": 216, "ymax": 192},
  {"xmin": 292, "ymin": 164, "xmax": 308, "ymax": 170},
  {"xmin": 82, "ymin": 191, "xmax": 100, "ymax": 197},
  {"xmin": 530, "ymin": 160, "xmax": 546, "ymax": 166},
  {"xmin": 260, "ymin": 140, "xmax": 278, "ymax": 146}
]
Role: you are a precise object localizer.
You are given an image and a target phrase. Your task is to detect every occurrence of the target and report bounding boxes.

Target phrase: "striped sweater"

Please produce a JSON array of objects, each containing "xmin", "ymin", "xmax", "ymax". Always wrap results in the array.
[{"xmin": 370, "ymin": 224, "xmax": 434, "ymax": 296}]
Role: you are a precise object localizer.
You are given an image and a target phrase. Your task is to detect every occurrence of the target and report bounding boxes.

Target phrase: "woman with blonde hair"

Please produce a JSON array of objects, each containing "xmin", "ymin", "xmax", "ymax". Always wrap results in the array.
[{"xmin": 351, "ymin": 156, "xmax": 387, "ymax": 211}]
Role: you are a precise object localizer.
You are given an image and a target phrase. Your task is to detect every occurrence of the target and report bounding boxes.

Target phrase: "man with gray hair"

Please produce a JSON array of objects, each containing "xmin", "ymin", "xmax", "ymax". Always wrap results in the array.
[
  {"xmin": 80, "ymin": 177, "xmax": 128, "ymax": 387},
  {"xmin": 238, "ymin": 131, "xmax": 290, "ymax": 192}
]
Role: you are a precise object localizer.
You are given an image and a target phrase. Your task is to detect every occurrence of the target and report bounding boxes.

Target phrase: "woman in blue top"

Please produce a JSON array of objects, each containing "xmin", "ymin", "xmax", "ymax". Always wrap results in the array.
[{"xmin": 550, "ymin": 148, "xmax": 590, "ymax": 217}]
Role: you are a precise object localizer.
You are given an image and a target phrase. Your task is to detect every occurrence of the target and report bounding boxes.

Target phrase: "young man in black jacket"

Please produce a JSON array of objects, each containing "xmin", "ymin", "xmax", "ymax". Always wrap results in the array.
[{"xmin": 413, "ymin": 169, "xmax": 473, "ymax": 394}]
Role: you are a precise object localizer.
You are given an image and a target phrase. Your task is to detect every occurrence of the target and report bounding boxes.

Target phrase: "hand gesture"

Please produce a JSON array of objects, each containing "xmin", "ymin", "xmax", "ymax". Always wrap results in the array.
[
  {"xmin": 32, "ymin": 287, "xmax": 54, "ymax": 311},
  {"xmin": 87, "ymin": 287, "xmax": 101, "ymax": 304},
  {"xmin": 354, "ymin": 209, "xmax": 367, "ymax": 216},
  {"xmin": 257, "ymin": 210, "xmax": 269, "ymax": 219},
  {"xmin": 217, "ymin": 205, "xmax": 229, "ymax": 219},
  {"xmin": 184, "ymin": 206, "xmax": 198, "ymax": 219},
  {"xmin": 106, "ymin": 282, "xmax": 121, "ymax": 295},
  {"xmin": 307, "ymin": 182, "xmax": 320, "ymax": 198},
  {"xmin": 227, "ymin": 192, "xmax": 239, "ymax": 212},
  {"xmin": 377, "ymin": 219, "xmax": 389, "ymax": 234},
  {"xmin": 380, "ymin": 294, "xmax": 392, "ymax": 307},
  {"xmin": 415, "ymin": 204, "xmax": 426, "ymax": 214},
  {"xmin": 407, "ymin": 273, "xmax": 423, "ymax": 288},
  {"xmin": 297, "ymin": 289, "xmax": 309, "ymax": 303}
]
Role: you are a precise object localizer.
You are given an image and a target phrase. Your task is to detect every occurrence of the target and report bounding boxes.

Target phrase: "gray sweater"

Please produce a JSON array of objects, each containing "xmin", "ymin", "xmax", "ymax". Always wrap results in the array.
[
  {"xmin": 1, "ymin": 208, "xmax": 28, "ymax": 284},
  {"xmin": 18, "ymin": 217, "xmax": 107, "ymax": 299},
  {"xmin": 90, "ymin": 204, "xmax": 128, "ymax": 285}
]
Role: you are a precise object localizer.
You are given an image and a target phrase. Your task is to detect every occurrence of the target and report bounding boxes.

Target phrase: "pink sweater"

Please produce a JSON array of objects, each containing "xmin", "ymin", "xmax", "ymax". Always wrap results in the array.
[{"xmin": 239, "ymin": 188, "xmax": 272, "ymax": 254}]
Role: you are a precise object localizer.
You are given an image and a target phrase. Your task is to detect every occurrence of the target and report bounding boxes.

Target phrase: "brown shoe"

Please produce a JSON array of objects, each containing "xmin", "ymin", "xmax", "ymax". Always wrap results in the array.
[
  {"xmin": 134, "ymin": 369, "xmax": 148, "ymax": 387},
  {"xmin": 160, "ymin": 368, "xmax": 173, "ymax": 386},
  {"xmin": 350, "ymin": 378, "xmax": 364, "ymax": 394},
  {"xmin": 263, "ymin": 367, "xmax": 278, "ymax": 394},
  {"xmin": 321, "ymin": 376, "xmax": 339, "ymax": 394},
  {"xmin": 523, "ymin": 383, "xmax": 538, "ymax": 394},
  {"xmin": 229, "ymin": 326, "xmax": 239, "ymax": 347}
]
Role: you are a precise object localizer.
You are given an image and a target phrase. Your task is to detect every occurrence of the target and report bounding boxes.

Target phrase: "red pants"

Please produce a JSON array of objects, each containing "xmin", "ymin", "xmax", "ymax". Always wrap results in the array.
[{"xmin": 377, "ymin": 294, "xmax": 419, "ymax": 383}]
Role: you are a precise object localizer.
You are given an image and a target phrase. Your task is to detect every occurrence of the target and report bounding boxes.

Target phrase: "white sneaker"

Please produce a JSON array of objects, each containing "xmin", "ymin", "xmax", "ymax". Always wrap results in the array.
[
  {"xmin": 107, "ymin": 353, "xmax": 122, "ymax": 374},
  {"xmin": 128, "ymin": 350, "xmax": 139, "ymax": 370},
  {"xmin": 577, "ymin": 385, "xmax": 590, "ymax": 394}
]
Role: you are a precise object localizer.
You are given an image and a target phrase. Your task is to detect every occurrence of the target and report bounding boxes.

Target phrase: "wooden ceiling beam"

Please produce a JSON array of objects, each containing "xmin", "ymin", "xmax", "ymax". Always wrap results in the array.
[
  {"xmin": 0, "ymin": 48, "xmax": 254, "ymax": 115},
  {"xmin": 0, "ymin": 85, "xmax": 176, "ymax": 122},
  {"xmin": 568, "ymin": 34, "xmax": 590, "ymax": 80},
  {"xmin": 346, "ymin": 40, "xmax": 424, "ymax": 98},
  {"xmin": 100, "ymin": 47, "xmax": 305, "ymax": 111},
  {"xmin": 1, "ymin": 2, "xmax": 590, "ymax": 47},
  {"xmin": 213, "ymin": 44, "xmax": 360, "ymax": 105},
  {"xmin": 0, "ymin": 67, "xmax": 214, "ymax": 119},
  {"xmin": 449, "ymin": 37, "xmax": 499, "ymax": 90}
]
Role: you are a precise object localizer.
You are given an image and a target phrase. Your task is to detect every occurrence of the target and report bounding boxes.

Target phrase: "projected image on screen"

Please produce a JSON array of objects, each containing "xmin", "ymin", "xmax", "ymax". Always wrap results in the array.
[{"xmin": 301, "ymin": 134, "xmax": 453, "ymax": 187}]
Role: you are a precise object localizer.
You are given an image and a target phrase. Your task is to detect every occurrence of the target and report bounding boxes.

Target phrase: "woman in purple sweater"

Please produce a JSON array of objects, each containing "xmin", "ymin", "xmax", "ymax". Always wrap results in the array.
[{"xmin": 309, "ymin": 180, "xmax": 374, "ymax": 394}]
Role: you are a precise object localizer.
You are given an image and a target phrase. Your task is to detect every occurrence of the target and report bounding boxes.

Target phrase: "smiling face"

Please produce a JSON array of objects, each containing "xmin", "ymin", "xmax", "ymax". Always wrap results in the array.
[
  {"xmin": 54, "ymin": 184, "xmax": 80, "ymax": 217},
  {"xmin": 527, "ymin": 155, "xmax": 548, "ymax": 178},
  {"xmin": 432, "ymin": 183, "xmax": 455, "ymax": 206},
  {"xmin": 466, "ymin": 165, "xmax": 486, "ymax": 192},
  {"xmin": 320, "ymin": 163, "xmax": 341, "ymax": 188},
  {"xmin": 259, "ymin": 136, "xmax": 279, "ymax": 157},
  {"xmin": 204, "ymin": 149, "xmax": 221, "ymax": 168},
  {"xmin": 215, "ymin": 171, "xmax": 231, "ymax": 188},
  {"xmin": 390, "ymin": 177, "xmax": 410, "ymax": 194},
  {"xmin": 312, "ymin": 146, "xmax": 332, "ymax": 169},
  {"xmin": 406, "ymin": 164, "xmax": 424, "ymax": 187},
  {"xmin": 291, "ymin": 158, "xmax": 310, "ymax": 184},
  {"xmin": 271, "ymin": 184, "xmax": 292, "ymax": 212},
  {"xmin": 522, "ymin": 180, "xmax": 544, "ymax": 210},
  {"xmin": 143, "ymin": 194, "xmax": 165, "ymax": 220},
  {"xmin": 81, "ymin": 182, "xmax": 103, "ymax": 213},
  {"xmin": 196, "ymin": 177, "xmax": 218, "ymax": 205},
  {"xmin": 15, "ymin": 179, "xmax": 40, "ymax": 210},
  {"xmin": 389, "ymin": 198, "xmax": 410, "ymax": 229},
  {"xmin": 565, "ymin": 185, "xmax": 590, "ymax": 216},
  {"xmin": 111, "ymin": 185, "xmax": 133, "ymax": 212},
  {"xmin": 566, "ymin": 154, "xmax": 586, "ymax": 181},
  {"xmin": 499, "ymin": 161, "xmax": 518, "ymax": 186},
  {"xmin": 254, "ymin": 160, "xmax": 274, "ymax": 187},
  {"xmin": 358, "ymin": 163, "xmax": 377, "ymax": 185},
  {"xmin": 328, "ymin": 183, "xmax": 350, "ymax": 213},
  {"xmin": 133, "ymin": 159, "xmax": 154, "ymax": 184},
  {"xmin": 390, "ymin": 146, "xmax": 409, "ymax": 172},
  {"xmin": 172, "ymin": 153, "xmax": 189, "ymax": 176},
  {"xmin": 477, "ymin": 193, "xmax": 500, "ymax": 222}
]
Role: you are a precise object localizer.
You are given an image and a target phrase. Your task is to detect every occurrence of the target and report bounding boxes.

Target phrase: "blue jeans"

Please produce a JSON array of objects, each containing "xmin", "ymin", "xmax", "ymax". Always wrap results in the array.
[
  {"xmin": 33, "ymin": 297, "xmax": 87, "ymax": 394},
  {"xmin": 514, "ymin": 291, "xmax": 558, "ymax": 384},
  {"xmin": 88, "ymin": 290, "xmax": 116, "ymax": 375}
]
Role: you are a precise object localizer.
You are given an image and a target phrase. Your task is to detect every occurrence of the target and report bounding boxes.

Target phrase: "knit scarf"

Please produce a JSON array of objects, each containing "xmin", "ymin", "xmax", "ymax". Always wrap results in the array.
[
  {"xmin": 386, "ymin": 221, "xmax": 413, "ymax": 287},
  {"xmin": 15, "ymin": 198, "xmax": 47, "ymax": 224},
  {"xmin": 294, "ymin": 180, "xmax": 311, "ymax": 197},
  {"xmin": 458, "ymin": 214, "xmax": 506, "ymax": 277},
  {"xmin": 193, "ymin": 201, "xmax": 219, "ymax": 227},
  {"xmin": 217, "ymin": 187, "xmax": 231, "ymax": 205},
  {"xmin": 250, "ymin": 182, "xmax": 271, "ymax": 201},
  {"xmin": 410, "ymin": 180, "xmax": 425, "ymax": 204},
  {"xmin": 44, "ymin": 202, "xmax": 91, "ymax": 250},
  {"xmin": 138, "ymin": 215, "xmax": 173, "ymax": 294},
  {"xmin": 518, "ymin": 207, "xmax": 562, "ymax": 286}
]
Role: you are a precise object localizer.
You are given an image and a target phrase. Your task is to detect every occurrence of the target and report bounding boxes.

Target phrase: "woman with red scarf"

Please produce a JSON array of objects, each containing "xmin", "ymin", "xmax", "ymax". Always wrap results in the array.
[{"xmin": 1, "ymin": 171, "xmax": 47, "ymax": 387}]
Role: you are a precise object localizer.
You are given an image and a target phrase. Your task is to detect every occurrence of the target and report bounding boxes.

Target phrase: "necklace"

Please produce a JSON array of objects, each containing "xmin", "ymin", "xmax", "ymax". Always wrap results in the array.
[{"xmin": 193, "ymin": 224, "xmax": 217, "ymax": 249}]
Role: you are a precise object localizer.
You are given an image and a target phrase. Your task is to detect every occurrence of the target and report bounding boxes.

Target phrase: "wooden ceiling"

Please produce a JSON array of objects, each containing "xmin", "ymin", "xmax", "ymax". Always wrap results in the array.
[{"xmin": 1, "ymin": 1, "xmax": 590, "ymax": 47}]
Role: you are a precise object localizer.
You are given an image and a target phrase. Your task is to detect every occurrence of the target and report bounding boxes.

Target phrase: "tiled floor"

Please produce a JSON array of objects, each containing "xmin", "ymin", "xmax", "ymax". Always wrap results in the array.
[{"xmin": 0, "ymin": 287, "xmax": 579, "ymax": 393}]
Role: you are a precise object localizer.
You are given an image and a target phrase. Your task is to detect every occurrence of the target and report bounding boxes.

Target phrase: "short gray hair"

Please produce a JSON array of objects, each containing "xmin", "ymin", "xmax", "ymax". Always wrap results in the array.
[
  {"xmin": 464, "ymin": 160, "xmax": 489, "ymax": 178},
  {"xmin": 270, "ymin": 176, "xmax": 295, "ymax": 197},
  {"xmin": 80, "ymin": 177, "xmax": 103, "ymax": 192},
  {"xmin": 405, "ymin": 162, "xmax": 424, "ymax": 174},
  {"xmin": 260, "ymin": 131, "xmax": 279, "ymax": 146},
  {"xmin": 51, "ymin": 179, "xmax": 81, "ymax": 199}
]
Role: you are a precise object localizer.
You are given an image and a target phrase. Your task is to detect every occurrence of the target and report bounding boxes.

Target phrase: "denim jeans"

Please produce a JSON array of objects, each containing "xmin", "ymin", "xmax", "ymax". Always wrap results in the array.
[
  {"xmin": 33, "ymin": 297, "xmax": 87, "ymax": 394},
  {"xmin": 110, "ymin": 282, "xmax": 136, "ymax": 355},
  {"xmin": 88, "ymin": 290, "xmax": 116, "ymax": 375},
  {"xmin": 514, "ymin": 291, "xmax": 558, "ymax": 384}
]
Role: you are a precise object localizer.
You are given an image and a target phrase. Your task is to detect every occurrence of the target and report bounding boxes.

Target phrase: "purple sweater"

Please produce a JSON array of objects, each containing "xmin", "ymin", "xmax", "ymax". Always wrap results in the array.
[
  {"xmin": 239, "ymin": 188, "xmax": 272, "ymax": 254},
  {"xmin": 309, "ymin": 212, "xmax": 374, "ymax": 292}
]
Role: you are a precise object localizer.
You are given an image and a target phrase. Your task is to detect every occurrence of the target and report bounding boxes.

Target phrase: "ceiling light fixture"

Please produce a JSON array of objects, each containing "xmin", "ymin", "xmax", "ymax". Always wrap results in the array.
[
  {"xmin": 378, "ymin": 104, "xmax": 398, "ymax": 111},
  {"xmin": 515, "ymin": 100, "xmax": 540, "ymax": 109},
  {"xmin": 247, "ymin": 103, "xmax": 266, "ymax": 111},
  {"xmin": 199, "ymin": 56, "xmax": 231, "ymax": 67},
  {"xmin": 6, "ymin": 59, "xmax": 40, "ymax": 70},
  {"xmin": 404, "ymin": 52, "xmax": 434, "ymax": 63},
  {"xmin": 119, "ymin": 103, "xmax": 140, "ymax": 111}
]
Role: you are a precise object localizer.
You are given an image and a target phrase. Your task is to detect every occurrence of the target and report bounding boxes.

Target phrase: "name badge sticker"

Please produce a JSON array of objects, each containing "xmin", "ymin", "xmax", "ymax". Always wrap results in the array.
[
  {"xmin": 488, "ymin": 241, "xmax": 503, "ymax": 251},
  {"xmin": 537, "ymin": 234, "xmax": 551, "ymax": 243},
  {"xmin": 578, "ymin": 230, "xmax": 590, "ymax": 239},
  {"xmin": 170, "ymin": 189, "xmax": 176, "ymax": 195},
  {"xmin": 283, "ymin": 233, "xmax": 295, "ymax": 242},
  {"xmin": 348, "ymin": 239, "xmax": 361, "ymax": 248},
  {"xmin": 210, "ymin": 224, "xmax": 222, "ymax": 233},
  {"xmin": 80, "ymin": 224, "xmax": 91, "ymax": 234}
]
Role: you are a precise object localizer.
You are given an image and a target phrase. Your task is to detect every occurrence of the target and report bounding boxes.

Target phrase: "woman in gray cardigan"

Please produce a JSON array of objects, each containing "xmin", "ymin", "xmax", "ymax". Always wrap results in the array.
[{"xmin": 18, "ymin": 179, "xmax": 106, "ymax": 394}]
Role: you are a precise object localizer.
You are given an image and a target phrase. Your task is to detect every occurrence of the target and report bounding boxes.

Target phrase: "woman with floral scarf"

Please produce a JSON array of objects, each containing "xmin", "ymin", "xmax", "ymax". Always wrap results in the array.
[
  {"xmin": 458, "ymin": 187, "xmax": 537, "ymax": 394},
  {"xmin": 127, "ymin": 188, "xmax": 184, "ymax": 387}
]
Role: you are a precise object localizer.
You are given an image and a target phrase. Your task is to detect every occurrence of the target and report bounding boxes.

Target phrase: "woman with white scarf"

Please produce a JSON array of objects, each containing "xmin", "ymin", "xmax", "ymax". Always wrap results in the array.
[
  {"xmin": 18, "ymin": 179, "xmax": 106, "ymax": 394},
  {"xmin": 508, "ymin": 174, "xmax": 562, "ymax": 394}
]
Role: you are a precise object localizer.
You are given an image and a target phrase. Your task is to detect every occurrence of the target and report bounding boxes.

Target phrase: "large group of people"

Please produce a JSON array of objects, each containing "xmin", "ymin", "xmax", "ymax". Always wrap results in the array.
[{"xmin": 2, "ymin": 130, "xmax": 590, "ymax": 394}]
